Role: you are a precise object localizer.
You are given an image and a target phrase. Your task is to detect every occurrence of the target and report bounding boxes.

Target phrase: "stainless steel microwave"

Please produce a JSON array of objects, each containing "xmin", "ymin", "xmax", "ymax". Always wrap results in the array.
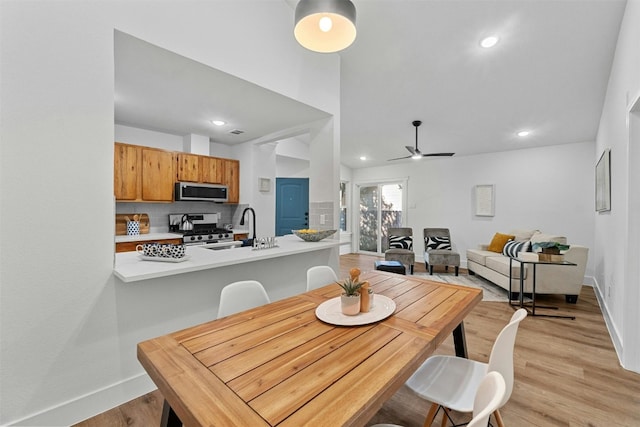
[{"xmin": 174, "ymin": 182, "xmax": 228, "ymax": 203}]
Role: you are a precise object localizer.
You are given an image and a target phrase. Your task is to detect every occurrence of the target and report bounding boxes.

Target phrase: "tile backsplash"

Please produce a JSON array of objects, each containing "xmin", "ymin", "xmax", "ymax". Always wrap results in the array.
[
  {"xmin": 116, "ymin": 202, "xmax": 248, "ymax": 233},
  {"xmin": 309, "ymin": 201, "xmax": 334, "ymax": 230}
]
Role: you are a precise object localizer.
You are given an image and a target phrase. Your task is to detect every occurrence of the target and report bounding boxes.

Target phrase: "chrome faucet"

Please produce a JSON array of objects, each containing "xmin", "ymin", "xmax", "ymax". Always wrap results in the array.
[{"xmin": 239, "ymin": 207, "xmax": 256, "ymax": 243}]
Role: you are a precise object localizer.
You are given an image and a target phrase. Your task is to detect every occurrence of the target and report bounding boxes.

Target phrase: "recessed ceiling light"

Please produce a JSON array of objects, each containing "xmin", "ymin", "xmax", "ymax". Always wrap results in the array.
[
  {"xmin": 359, "ymin": 156, "xmax": 367, "ymax": 161},
  {"xmin": 210, "ymin": 120, "xmax": 226, "ymax": 126},
  {"xmin": 480, "ymin": 36, "xmax": 499, "ymax": 48},
  {"xmin": 517, "ymin": 130, "xmax": 531, "ymax": 137}
]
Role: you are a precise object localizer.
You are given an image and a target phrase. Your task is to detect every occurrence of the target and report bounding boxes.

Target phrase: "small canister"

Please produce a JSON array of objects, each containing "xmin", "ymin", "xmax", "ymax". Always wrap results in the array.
[{"xmin": 126, "ymin": 221, "xmax": 140, "ymax": 236}]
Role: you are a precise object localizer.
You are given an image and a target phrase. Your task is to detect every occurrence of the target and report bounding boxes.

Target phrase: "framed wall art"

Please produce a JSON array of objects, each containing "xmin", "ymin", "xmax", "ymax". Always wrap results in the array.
[
  {"xmin": 475, "ymin": 184, "xmax": 495, "ymax": 217},
  {"xmin": 595, "ymin": 148, "xmax": 611, "ymax": 212}
]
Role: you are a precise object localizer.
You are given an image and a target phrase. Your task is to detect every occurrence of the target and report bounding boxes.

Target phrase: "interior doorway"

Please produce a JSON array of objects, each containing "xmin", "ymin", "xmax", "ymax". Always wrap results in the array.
[{"xmin": 356, "ymin": 181, "xmax": 406, "ymax": 254}]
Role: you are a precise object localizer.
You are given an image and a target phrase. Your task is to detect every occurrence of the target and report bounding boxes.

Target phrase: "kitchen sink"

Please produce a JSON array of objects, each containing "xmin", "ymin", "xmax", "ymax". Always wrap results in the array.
[{"xmin": 203, "ymin": 241, "xmax": 242, "ymax": 251}]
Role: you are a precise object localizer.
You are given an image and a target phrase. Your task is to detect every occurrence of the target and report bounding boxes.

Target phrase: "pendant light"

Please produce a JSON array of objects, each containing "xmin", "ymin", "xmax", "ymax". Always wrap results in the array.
[{"xmin": 294, "ymin": 0, "xmax": 357, "ymax": 53}]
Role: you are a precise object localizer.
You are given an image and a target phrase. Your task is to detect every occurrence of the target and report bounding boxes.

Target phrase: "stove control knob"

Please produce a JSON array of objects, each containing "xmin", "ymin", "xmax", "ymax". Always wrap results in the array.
[
  {"xmin": 224, "ymin": 233, "xmax": 230, "ymax": 239},
  {"xmin": 197, "ymin": 235, "xmax": 202, "ymax": 240},
  {"xmin": 218, "ymin": 233, "xmax": 223, "ymax": 239},
  {"xmin": 189, "ymin": 236, "xmax": 196, "ymax": 241}
]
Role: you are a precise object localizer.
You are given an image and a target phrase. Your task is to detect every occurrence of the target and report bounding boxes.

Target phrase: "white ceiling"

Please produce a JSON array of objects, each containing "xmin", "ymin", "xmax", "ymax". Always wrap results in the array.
[
  {"xmin": 114, "ymin": 0, "xmax": 627, "ymax": 169},
  {"xmin": 114, "ymin": 31, "xmax": 331, "ymax": 145}
]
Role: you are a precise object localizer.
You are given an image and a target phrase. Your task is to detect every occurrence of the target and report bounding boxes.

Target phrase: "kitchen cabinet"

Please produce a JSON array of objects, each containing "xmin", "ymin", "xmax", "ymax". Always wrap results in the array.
[
  {"xmin": 223, "ymin": 159, "xmax": 240, "ymax": 203},
  {"xmin": 114, "ymin": 142, "xmax": 175, "ymax": 202},
  {"xmin": 233, "ymin": 233, "xmax": 248, "ymax": 242},
  {"xmin": 114, "ymin": 143, "xmax": 139, "ymax": 200},
  {"xmin": 142, "ymin": 148, "xmax": 175, "ymax": 201},
  {"xmin": 176, "ymin": 153, "xmax": 200, "ymax": 182},
  {"xmin": 177, "ymin": 153, "xmax": 225, "ymax": 185},
  {"xmin": 115, "ymin": 143, "xmax": 239, "ymax": 203},
  {"xmin": 201, "ymin": 156, "xmax": 225, "ymax": 184},
  {"xmin": 116, "ymin": 238, "xmax": 183, "ymax": 253}
]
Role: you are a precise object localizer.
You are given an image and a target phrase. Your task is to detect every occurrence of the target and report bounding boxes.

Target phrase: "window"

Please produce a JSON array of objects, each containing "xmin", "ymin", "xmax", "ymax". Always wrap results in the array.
[
  {"xmin": 357, "ymin": 181, "xmax": 405, "ymax": 254},
  {"xmin": 339, "ymin": 181, "xmax": 348, "ymax": 231}
]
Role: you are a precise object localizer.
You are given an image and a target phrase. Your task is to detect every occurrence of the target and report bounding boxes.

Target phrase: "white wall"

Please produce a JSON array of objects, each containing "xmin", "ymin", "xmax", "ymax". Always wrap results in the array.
[
  {"xmin": 594, "ymin": 0, "xmax": 640, "ymax": 372},
  {"xmin": 115, "ymin": 124, "xmax": 183, "ymax": 151},
  {"xmin": 352, "ymin": 141, "xmax": 596, "ymax": 277},
  {"xmin": 276, "ymin": 155, "xmax": 311, "ymax": 177},
  {"xmin": 0, "ymin": 1, "xmax": 340, "ymax": 425}
]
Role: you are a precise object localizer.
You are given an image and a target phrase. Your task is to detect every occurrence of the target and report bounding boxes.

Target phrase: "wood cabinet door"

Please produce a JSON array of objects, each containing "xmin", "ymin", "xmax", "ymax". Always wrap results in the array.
[
  {"xmin": 114, "ymin": 143, "xmax": 139, "ymax": 200},
  {"xmin": 224, "ymin": 159, "xmax": 240, "ymax": 203},
  {"xmin": 176, "ymin": 153, "xmax": 201, "ymax": 182},
  {"xmin": 116, "ymin": 238, "xmax": 183, "ymax": 253},
  {"xmin": 141, "ymin": 148, "xmax": 175, "ymax": 201},
  {"xmin": 201, "ymin": 156, "xmax": 224, "ymax": 184}
]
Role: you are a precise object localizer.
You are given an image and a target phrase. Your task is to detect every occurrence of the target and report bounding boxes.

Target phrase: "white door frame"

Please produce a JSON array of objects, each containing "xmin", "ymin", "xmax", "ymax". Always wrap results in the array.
[
  {"xmin": 623, "ymin": 91, "xmax": 640, "ymax": 372},
  {"xmin": 353, "ymin": 178, "xmax": 409, "ymax": 255}
]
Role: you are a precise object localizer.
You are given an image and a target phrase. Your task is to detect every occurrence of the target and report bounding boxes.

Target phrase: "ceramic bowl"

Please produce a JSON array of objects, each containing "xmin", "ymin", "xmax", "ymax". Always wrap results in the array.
[{"xmin": 292, "ymin": 229, "xmax": 337, "ymax": 242}]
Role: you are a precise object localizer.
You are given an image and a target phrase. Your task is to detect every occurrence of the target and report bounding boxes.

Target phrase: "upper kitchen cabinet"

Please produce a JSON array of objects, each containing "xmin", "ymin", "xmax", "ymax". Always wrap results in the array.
[
  {"xmin": 176, "ymin": 153, "xmax": 200, "ymax": 183},
  {"xmin": 142, "ymin": 147, "xmax": 175, "ymax": 201},
  {"xmin": 224, "ymin": 159, "xmax": 239, "ymax": 204},
  {"xmin": 114, "ymin": 143, "xmax": 139, "ymax": 200},
  {"xmin": 114, "ymin": 142, "xmax": 175, "ymax": 202},
  {"xmin": 201, "ymin": 156, "xmax": 225, "ymax": 185},
  {"xmin": 176, "ymin": 153, "xmax": 225, "ymax": 185}
]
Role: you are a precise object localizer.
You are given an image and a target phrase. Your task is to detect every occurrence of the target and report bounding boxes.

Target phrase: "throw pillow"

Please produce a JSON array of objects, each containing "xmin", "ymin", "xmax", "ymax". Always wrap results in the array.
[
  {"xmin": 502, "ymin": 240, "xmax": 531, "ymax": 258},
  {"xmin": 425, "ymin": 236, "xmax": 452, "ymax": 251},
  {"xmin": 487, "ymin": 232, "xmax": 516, "ymax": 253},
  {"xmin": 389, "ymin": 235, "xmax": 413, "ymax": 250}
]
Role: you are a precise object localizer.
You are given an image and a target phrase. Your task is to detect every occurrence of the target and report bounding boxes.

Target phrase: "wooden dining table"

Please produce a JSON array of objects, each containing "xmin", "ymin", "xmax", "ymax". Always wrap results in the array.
[{"xmin": 137, "ymin": 270, "xmax": 482, "ymax": 427}]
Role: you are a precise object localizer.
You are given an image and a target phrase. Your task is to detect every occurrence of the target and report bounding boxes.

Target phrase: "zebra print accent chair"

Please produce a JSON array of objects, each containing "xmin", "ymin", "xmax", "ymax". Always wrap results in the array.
[
  {"xmin": 424, "ymin": 228, "xmax": 460, "ymax": 276},
  {"xmin": 384, "ymin": 227, "xmax": 415, "ymax": 274}
]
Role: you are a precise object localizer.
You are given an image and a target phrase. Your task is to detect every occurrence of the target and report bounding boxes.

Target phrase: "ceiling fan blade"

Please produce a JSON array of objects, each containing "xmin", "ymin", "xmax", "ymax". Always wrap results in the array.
[
  {"xmin": 422, "ymin": 152, "xmax": 455, "ymax": 157},
  {"xmin": 405, "ymin": 145, "xmax": 417, "ymax": 155},
  {"xmin": 387, "ymin": 155, "xmax": 412, "ymax": 161}
]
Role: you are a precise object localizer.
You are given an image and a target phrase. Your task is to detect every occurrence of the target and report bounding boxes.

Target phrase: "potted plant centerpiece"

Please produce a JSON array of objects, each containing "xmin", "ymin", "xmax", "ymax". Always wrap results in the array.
[{"xmin": 337, "ymin": 277, "xmax": 364, "ymax": 316}]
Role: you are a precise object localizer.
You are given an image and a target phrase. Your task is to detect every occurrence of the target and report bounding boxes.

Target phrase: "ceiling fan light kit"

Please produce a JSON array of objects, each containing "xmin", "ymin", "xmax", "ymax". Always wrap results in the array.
[
  {"xmin": 388, "ymin": 120, "xmax": 455, "ymax": 161},
  {"xmin": 294, "ymin": 0, "xmax": 357, "ymax": 53}
]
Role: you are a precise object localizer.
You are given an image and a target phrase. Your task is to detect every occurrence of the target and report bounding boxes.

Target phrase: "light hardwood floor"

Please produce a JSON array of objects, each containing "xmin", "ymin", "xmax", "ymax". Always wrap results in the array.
[{"xmin": 74, "ymin": 254, "xmax": 640, "ymax": 427}]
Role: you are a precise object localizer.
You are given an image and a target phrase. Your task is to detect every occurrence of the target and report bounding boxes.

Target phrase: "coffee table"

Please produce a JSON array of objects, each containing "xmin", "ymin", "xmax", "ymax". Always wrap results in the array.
[{"xmin": 509, "ymin": 256, "xmax": 577, "ymax": 319}]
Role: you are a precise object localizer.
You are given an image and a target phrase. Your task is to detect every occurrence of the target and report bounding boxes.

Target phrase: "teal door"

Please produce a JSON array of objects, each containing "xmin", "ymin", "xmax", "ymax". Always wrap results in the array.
[{"xmin": 276, "ymin": 178, "xmax": 309, "ymax": 236}]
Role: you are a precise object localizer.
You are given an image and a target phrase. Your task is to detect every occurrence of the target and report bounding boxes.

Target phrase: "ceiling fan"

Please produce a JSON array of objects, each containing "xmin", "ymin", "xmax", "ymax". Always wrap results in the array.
[{"xmin": 388, "ymin": 120, "xmax": 455, "ymax": 161}]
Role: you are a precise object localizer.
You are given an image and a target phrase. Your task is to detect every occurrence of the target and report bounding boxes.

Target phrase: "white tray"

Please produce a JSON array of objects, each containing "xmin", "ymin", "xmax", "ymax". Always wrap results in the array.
[
  {"xmin": 315, "ymin": 295, "xmax": 396, "ymax": 326},
  {"xmin": 138, "ymin": 255, "xmax": 191, "ymax": 263}
]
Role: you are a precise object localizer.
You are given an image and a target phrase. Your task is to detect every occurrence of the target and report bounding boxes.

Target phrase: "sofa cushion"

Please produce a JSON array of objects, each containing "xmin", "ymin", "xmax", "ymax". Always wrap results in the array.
[
  {"xmin": 485, "ymin": 256, "xmax": 526, "ymax": 279},
  {"xmin": 488, "ymin": 232, "xmax": 516, "ymax": 253},
  {"xmin": 530, "ymin": 233, "xmax": 567, "ymax": 245},
  {"xmin": 466, "ymin": 248, "xmax": 497, "ymax": 266},
  {"xmin": 502, "ymin": 240, "xmax": 531, "ymax": 258},
  {"xmin": 425, "ymin": 236, "xmax": 451, "ymax": 251},
  {"xmin": 508, "ymin": 229, "xmax": 540, "ymax": 242}
]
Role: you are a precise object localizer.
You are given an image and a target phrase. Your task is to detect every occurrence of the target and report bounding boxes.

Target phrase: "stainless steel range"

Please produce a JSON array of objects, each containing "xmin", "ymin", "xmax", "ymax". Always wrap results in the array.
[{"xmin": 169, "ymin": 213, "xmax": 233, "ymax": 246}]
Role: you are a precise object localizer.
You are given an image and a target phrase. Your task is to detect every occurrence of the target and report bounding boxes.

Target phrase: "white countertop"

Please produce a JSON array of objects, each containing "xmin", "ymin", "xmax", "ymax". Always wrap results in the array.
[
  {"xmin": 113, "ymin": 234, "xmax": 340, "ymax": 283},
  {"xmin": 115, "ymin": 233, "xmax": 183, "ymax": 243}
]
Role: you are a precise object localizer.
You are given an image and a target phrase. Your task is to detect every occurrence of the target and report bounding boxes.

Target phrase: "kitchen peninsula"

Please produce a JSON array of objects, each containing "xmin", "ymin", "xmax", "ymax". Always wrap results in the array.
[{"xmin": 113, "ymin": 234, "xmax": 340, "ymax": 282}]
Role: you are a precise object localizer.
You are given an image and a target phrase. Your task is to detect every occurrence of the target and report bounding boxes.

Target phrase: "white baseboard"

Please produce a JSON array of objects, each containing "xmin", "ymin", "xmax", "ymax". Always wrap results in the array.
[
  {"xmin": 592, "ymin": 278, "xmax": 624, "ymax": 366},
  {"xmin": 6, "ymin": 373, "xmax": 156, "ymax": 427}
]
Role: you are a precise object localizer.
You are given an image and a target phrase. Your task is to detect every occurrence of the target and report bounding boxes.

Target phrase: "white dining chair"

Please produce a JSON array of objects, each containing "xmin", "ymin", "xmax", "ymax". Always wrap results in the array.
[
  {"xmin": 369, "ymin": 371, "xmax": 506, "ymax": 427},
  {"xmin": 405, "ymin": 308, "xmax": 527, "ymax": 427},
  {"xmin": 217, "ymin": 280, "xmax": 270, "ymax": 319},
  {"xmin": 306, "ymin": 265, "xmax": 339, "ymax": 291},
  {"xmin": 467, "ymin": 372, "xmax": 507, "ymax": 427}
]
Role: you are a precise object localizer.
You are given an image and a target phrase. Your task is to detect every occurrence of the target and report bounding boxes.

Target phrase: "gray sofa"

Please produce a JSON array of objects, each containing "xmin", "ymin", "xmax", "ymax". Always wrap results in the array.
[{"xmin": 466, "ymin": 229, "xmax": 589, "ymax": 303}]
